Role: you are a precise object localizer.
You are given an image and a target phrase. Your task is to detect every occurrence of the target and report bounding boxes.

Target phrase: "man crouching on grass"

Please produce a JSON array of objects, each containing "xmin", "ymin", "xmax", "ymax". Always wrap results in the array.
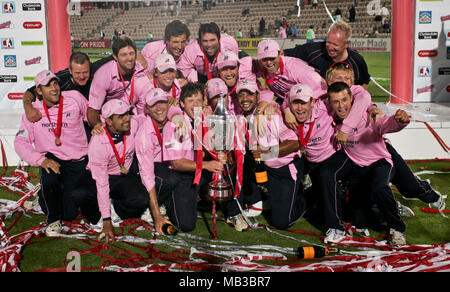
[{"xmin": 328, "ymin": 82, "xmax": 410, "ymax": 245}]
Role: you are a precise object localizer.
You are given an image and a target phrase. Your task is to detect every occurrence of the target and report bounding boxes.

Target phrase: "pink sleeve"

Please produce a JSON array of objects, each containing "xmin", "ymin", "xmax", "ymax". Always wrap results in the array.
[
  {"xmin": 14, "ymin": 115, "xmax": 45, "ymax": 167},
  {"xmin": 375, "ymin": 115, "xmax": 409, "ymax": 136},
  {"xmin": 288, "ymin": 57, "xmax": 327, "ymax": 99},
  {"xmin": 88, "ymin": 65, "xmax": 111, "ymax": 110},
  {"xmin": 177, "ymin": 44, "xmax": 198, "ymax": 82},
  {"xmin": 238, "ymin": 57, "xmax": 257, "ymax": 81},
  {"xmin": 87, "ymin": 136, "xmax": 112, "ymax": 218},
  {"xmin": 168, "ymin": 105, "xmax": 182, "ymax": 120},
  {"xmin": 162, "ymin": 122, "xmax": 194, "ymax": 162},
  {"xmin": 135, "ymin": 122, "xmax": 156, "ymax": 191},
  {"xmin": 340, "ymin": 85, "xmax": 372, "ymax": 134}
]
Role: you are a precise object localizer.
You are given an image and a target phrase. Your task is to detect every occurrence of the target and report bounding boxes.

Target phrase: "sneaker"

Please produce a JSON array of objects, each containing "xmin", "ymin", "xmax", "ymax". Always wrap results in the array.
[
  {"xmin": 110, "ymin": 204, "xmax": 123, "ymax": 227},
  {"xmin": 45, "ymin": 220, "xmax": 62, "ymax": 237},
  {"xmin": 23, "ymin": 184, "xmax": 41, "ymax": 211},
  {"xmin": 140, "ymin": 208, "xmax": 153, "ymax": 224},
  {"xmin": 90, "ymin": 218, "xmax": 103, "ymax": 233},
  {"xmin": 324, "ymin": 228, "xmax": 346, "ymax": 244},
  {"xmin": 243, "ymin": 201, "xmax": 263, "ymax": 217},
  {"xmin": 389, "ymin": 228, "xmax": 406, "ymax": 245},
  {"xmin": 226, "ymin": 214, "xmax": 249, "ymax": 232},
  {"xmin": 429, "ymin": 191, "xmax": 446, "ymax": 211},
  {"xmin": 397, "ymin": 201, "xmax": 415, "ymax": 217}
]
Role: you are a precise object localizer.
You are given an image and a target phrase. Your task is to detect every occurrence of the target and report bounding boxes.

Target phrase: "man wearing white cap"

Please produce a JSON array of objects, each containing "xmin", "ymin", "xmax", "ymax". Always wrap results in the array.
[
  {"xmin": 14, "ymin": 70, "xmax": 100, "ymax": 237},
  {"xmin": 236, "ymin": 80, "xmax": 307, "ymax": 230},
  {"xmin": 86, "ymin": 99, "xmax": 149, "ymax": 244},
  {"xmin": 255, "ymin": 39, "xmax": 327, "ymax": 104},
  {"xmin": 135, "ymin": 88, "xmax": 179, "ymax": 234},
  {"xmin": 216, "ymin": 50, "xmax": 277, "ymax": 116}
]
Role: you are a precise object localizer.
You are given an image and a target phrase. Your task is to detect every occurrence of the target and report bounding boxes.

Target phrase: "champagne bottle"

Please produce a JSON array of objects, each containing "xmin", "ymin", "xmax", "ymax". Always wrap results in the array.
[
  {"xmin": 296, "ymin": 246, "xmax": 338, "ymax": 259},
  {"xmin": 162, "ymin": 223, "xmax": 178, "ymax": 235},
  {"xmin": 254, "ymin": 157, "xmax": 268, "ymax": 184}
]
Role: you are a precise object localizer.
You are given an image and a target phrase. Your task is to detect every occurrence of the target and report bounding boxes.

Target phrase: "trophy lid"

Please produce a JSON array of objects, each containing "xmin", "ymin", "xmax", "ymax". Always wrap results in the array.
[{"xmin": 213, "ymin": 93, "xmax": 229, "ymax": 117}]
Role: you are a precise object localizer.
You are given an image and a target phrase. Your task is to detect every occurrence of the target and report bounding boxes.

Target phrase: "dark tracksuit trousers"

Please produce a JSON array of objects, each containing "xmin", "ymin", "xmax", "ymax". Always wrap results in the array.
[
  {"xmin": 351, "ymin": 158, "xmax": 406, "ymax": 233},
  {"xmin": 386, "ymin": 142, "xmax": 440, "ymax": 203},
  {"xmin": 226, "ymin": 151, "xmax": 263, "ymax": 218},
  {"xmin": 306, "ymin": 150, "xmax": 353, "ymax": 232},
  {"xmin": 39, "ymin": 153, "xmax": 100, "ymax": 224},
  {"xmin": 266, "ymin": 156, "xmax": 307, "ymax": 230}
]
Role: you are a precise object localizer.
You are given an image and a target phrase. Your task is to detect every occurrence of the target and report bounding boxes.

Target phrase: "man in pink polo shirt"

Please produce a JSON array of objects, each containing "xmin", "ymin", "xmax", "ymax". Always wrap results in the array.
[
  {"xmin": 177, "ymin": 22, "xmax": 238, "ymax": 84},
  {"xmin": 235, "ymin": 80, "xmax": 307, "ymax": 230},
  {"xmin": 255, "ymin": 39, "xmax": 327, "ymax": 104},
  {"xmin": 87, "ymin": 36, "xmax": 148, "ymax": 132},
  {"xmin": 328, "ymin": 82, "xmax": 410, "ymax": 245},
  {"xmin": 14, "ymin": 70, "xmax": 100, "ymax": 237},
  {"xmin": 86, "ymin": 99, "xmax": 149, "ymax": 244}
]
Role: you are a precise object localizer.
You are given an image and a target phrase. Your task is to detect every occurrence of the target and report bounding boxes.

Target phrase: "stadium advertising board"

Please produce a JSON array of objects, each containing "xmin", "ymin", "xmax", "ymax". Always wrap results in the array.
[
  {"xmin": 413, "ymin": 0, "xmax": 450, "ymax": 102},
  {"xmin": 0, "ymin": 0, "xmax": 48, "ymax": 108}
]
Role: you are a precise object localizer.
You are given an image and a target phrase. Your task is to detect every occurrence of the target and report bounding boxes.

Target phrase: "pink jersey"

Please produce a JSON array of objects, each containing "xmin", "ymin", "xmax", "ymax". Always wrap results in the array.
[
  {"xmin": 14, "ymin": 90, "xmax": 89, "ymax": 166},
  {"xmin": 297, "ymin": 99, "xmax": 336, "ymax": 163},
  {"xmin": 257, "ymin": 114, "xmax": 301, "ymax": 169},
  {"xmin": 87, "ymin": 116, "xmax": 142, "ymax": 218},
  {"xmin": 257, "ymin": 56, "xmax": 327, "ymax": 100},
  {"xmin": 335, "ymin": 114, "xmax": 409, "ymax": 167},
  {"xmin": 89, "ymin": 59, "xmax": 147, "ymax": 111},
  {"xmin": 135, "ymin": 116, "xmax": 165, "ymax": 191},
  {"xmin": 133, "ymin": 76, "xmax": 182, "ymax": 114},
  {"xmin": 178, "ymin": 34, "xmax": 239, "ymax": 82},
  {"xmin": 162, "ymin": 113, "xmax": 196, "ymax": 163}
]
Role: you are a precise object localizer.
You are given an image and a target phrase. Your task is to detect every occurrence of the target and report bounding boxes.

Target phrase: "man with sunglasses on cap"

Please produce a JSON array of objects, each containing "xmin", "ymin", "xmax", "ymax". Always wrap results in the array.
[
  {"xmin": 216, "ymin": 50, "xmax": 278, "ymax": 117},
  {"xmin": 283, "ymin": 20, "xmax": 370, "ymax": 88},
  {"xmin": 87, "ymin": 99, "xmax": 149, "ymax": 244},
  {"xmin": 135, "ymin": 88, "xmax": 179, "ymax": 234},
  {"xmin": 14, "ymin": 70, "xmax": 101, "ymax": 237},
  {"xmin": 255, "ymin": 39, "xmax": 328, "ymax": 105}
]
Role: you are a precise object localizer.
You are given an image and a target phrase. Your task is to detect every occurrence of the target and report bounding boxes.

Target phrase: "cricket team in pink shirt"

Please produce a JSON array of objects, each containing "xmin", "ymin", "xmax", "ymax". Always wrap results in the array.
[{"xmin": 14, "ymin": 20, "xmax": 445, "ymax": 245}]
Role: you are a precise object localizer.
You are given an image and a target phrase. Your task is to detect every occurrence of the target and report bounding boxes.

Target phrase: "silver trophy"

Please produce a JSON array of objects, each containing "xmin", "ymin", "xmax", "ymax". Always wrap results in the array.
[{"xmin": 204, "ymin": 94, "xmax": 236, "ymax": 201}]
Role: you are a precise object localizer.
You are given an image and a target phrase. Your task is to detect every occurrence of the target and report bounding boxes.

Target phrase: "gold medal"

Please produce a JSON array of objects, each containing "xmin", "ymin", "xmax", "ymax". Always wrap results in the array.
[
  {"xmin": 120, "ymin": 165, "xmax": 127, "ymax": 174},
  {"xmin": 55, "ymin": 137, "xmax": 61, "ymax": 146},
  {"xmin": 300, "ymin": 147, "xmax": 306, "ymax": 155}
]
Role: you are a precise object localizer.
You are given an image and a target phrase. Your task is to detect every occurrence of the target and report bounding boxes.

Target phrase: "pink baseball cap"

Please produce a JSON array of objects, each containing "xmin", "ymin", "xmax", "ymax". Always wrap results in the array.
[
  {"xmin": 145, "ymin": 88, "xmax": 169, "ymax": 107},
  {"xmin": 217, "ymin": 50, "xmax": 239, "ymax": 70},
  {"xmin": 257, "ymin": 39, "xmax": 280, "ymax": 60},
  {"xmin": 101, "ymin": 99, "xmax": 131, "ymax": 119},
  {"xmin": 154, "ymin": 53, "xmax": 176, "ymax": 72},
  {"xmin": 35, "ymin": 70, "xmax": 59, "ymax": 87},
  {"xmin": 289, "ymin": 84, "xmax": 314, "ymax": 103},
  {"xmin": 207, "ymin": 78, "xmax": 228, "ymax": 99},
  {"xmin": 236, "ymin": 79, "xmax": 259, "ymax": 94}
]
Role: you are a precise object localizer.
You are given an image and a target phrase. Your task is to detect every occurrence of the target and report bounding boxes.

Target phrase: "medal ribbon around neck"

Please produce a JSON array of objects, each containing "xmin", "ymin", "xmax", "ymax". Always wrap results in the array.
[
  {"xmin": 104, "ymin": 126, "xmax": 128, "ymax": 174},
  {"xmin": 42, "ymin": 94, "xmax": 64, "ymax": 146}
]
